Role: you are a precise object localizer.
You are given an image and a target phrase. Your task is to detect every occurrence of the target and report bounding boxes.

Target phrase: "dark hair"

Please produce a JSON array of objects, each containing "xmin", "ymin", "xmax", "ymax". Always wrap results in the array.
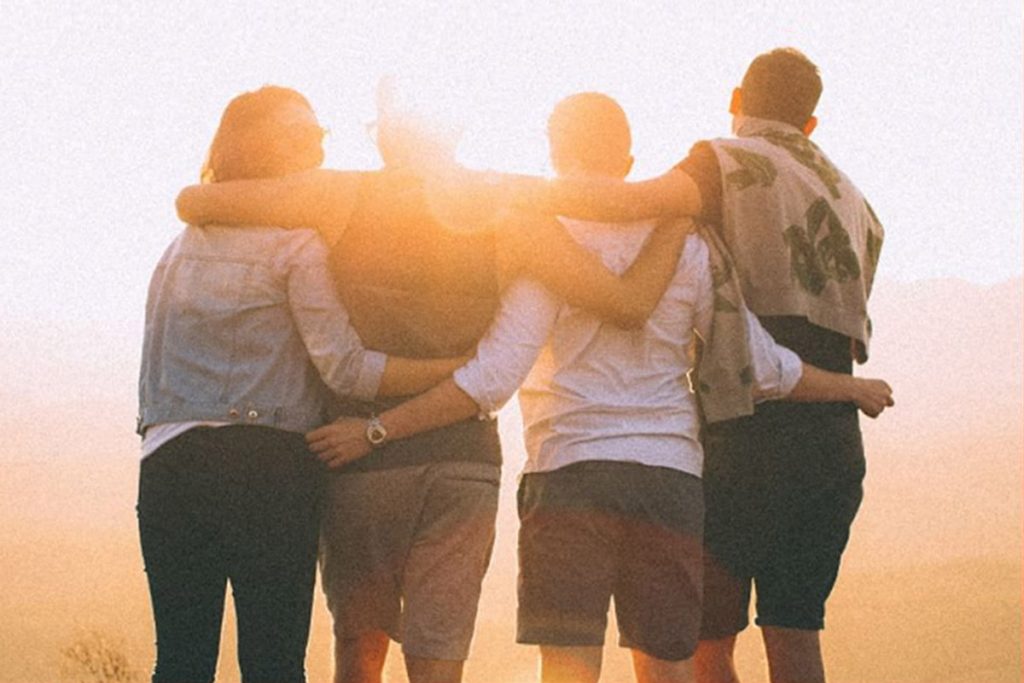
[
  {"xmin": 202, "ymin": 86, "xmax": 324, "ymax": 183},
  {"xmin": 547, "ymin": 92, "xmax": 632, "ymax": 177},
  {"xmin": 740, "ymin": 48, "xmax": 822, "ymax": 128}
]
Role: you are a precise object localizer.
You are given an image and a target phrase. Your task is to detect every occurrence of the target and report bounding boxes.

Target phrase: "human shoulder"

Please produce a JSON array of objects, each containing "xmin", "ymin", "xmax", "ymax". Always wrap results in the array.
[
  {"xmin": 672, "ymin": 141, "xmax": 722, "ymax": 225},
  {"xmin": 674, "ymin": 139, "xmax": 721, "ymax": 173},
  {"xmin": 268, "ymin": 226, "xmax": 330, "ymax": 268},
  {"xmin": 180, "ymin": 225, "xmax": 326, "ymax": 270}
]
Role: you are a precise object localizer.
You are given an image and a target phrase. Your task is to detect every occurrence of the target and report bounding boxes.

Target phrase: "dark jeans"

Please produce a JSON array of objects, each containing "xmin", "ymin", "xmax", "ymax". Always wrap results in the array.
[{"xmin": 137, "ymin": 426, "xmax": 324, "ymax": 683}]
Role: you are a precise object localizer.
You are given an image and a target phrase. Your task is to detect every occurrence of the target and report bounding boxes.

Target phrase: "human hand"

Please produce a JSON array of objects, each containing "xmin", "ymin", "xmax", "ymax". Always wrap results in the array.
[
  {"xmin": 306, "ymin": 417, "xmax": 372, "ymax": 468},
  {"xmin": 849, "ymin": 378, "xmax": 895, "ymax": 418}
]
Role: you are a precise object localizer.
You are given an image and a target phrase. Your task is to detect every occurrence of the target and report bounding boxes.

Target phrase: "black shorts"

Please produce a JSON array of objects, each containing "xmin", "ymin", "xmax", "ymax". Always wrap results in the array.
[
  {"xmin": 700, "ymin": 407, "xmax": 865, "ymax": 637},
  {"xmin": 516, "ymin": 461, "xmax": 704, "ymax": 661}
]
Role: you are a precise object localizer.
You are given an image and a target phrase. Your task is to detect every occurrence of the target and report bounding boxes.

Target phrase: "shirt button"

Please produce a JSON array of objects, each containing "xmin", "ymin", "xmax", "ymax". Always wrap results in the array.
[
  {"xmin": 247, "ymin": 409, "xmax": 259, "ymax": 420},
  {"xmin": 228, "ymin": 409, "xmax": 240, "ymax": 418}
]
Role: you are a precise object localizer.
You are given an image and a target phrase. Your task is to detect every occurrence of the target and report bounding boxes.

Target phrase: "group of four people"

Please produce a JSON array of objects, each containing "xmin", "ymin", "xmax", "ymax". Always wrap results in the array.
[{"xmin": 138, "ymin": 47, "xmax": 892, "ymax": 683}]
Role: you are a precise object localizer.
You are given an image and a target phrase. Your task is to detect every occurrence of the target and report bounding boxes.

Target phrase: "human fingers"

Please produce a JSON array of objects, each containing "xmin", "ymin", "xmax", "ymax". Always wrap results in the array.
[{"xmin": 323, "ymin": 442, "xmax": 371, "ymax": 469}]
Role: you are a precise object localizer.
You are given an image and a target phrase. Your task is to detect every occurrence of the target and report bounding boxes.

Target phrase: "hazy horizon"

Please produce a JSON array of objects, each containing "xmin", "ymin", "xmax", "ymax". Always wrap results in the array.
[
  {"xmin": 2, "ymin": 276, "xmax": 1021, "ymax": 682},
  {"xmin": 1, "ymin": 2, "xmax": 1021, "ymax": 681}
]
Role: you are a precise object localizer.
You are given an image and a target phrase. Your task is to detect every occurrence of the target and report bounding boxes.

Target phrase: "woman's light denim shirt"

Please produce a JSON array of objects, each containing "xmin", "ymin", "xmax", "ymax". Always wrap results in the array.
[{"xmin": 138, "ymin": 225, "xmax": 385, "ymax": 436}]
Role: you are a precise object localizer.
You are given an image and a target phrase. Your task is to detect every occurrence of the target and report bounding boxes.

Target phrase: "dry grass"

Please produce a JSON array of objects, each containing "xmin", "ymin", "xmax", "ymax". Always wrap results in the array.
[{"xmin": 58, "ymin": 630, "xmax": 142, "ymax": 683}]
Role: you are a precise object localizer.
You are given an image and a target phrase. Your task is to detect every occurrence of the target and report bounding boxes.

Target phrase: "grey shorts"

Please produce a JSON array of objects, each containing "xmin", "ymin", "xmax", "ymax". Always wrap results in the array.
[
  {"xmin": 517, "ymin": 461, "xmax": 705, "ymax": 661},
  {"xmin": 319, "ymin": 460, "xmax": 500, "ymax": 661}
]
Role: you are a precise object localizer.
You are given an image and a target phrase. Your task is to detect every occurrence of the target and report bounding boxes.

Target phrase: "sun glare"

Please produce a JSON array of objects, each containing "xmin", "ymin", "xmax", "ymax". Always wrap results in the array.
[{"xmin": 380, "ymin": 69, "xmax": 558, "ymax": 176}]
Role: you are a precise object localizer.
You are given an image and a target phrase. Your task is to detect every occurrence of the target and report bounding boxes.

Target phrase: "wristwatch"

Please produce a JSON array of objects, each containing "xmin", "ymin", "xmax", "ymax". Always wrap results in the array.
[{"xmin": 365, "ymin": 415, "xmax": 388, "ymax": 448}]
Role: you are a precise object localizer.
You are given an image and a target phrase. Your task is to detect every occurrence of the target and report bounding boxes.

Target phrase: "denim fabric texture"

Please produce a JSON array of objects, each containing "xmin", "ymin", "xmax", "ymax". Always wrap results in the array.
[{"xmin": 138, "ymin": 225, "xmax": 384, "ymax": 435}]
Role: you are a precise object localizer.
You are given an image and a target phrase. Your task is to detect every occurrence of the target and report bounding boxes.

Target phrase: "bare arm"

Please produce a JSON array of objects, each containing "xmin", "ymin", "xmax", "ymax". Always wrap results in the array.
[
  {"xmin": 377, "ymin": 377, "xmax": 479, "ymax": 437},
  {"xmin": 306, "ymin": 378, "xmax": 480, "ymax": 469},
  {"xmin": 175, "ymin": 169, "xmax": 366, "ymax": 244},
  {"xmin": 738, "ymin": 304, "xmax": 895, "ymax": 418},
  {"xmin": 376, "ymin": 356, "xmax": 468, "ymax": 397},
  {"xmin": 307, "ymin": 278, "xmax": 559, "ymax": 467},
  {"xmin": 499, "ymin": 212, "xmax": 690, "ymax": 329},
  {"xmin": 287, "ymin": 232, "xmax": 464, "ymax": 400},
  {"xmin": 503, "ymin": 168, "xmax": 702, "ymax": 222},
  {"xmin": 788, "ymin": 366, "xmax": 894, "ymax": 418}
]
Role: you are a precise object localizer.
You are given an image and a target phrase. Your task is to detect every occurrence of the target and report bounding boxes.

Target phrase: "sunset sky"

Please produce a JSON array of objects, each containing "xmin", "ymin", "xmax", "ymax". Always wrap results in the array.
[
  {"xmin": 1, "ymin": 3, "xmax": 1021, "ymax": 681},
  {"xmin": 2, "ymin": 0, "xmax": 1021, "ymax": 449},
  {"xmin": 3, "ymin": 1, "xmax": 1021, "ymax": 296}
]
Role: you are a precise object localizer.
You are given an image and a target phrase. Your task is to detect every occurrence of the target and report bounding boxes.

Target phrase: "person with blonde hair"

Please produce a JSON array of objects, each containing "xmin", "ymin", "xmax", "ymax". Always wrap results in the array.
[{"xmin": 137, "ymin": 85, "xmax": 461, "ymax": 683}]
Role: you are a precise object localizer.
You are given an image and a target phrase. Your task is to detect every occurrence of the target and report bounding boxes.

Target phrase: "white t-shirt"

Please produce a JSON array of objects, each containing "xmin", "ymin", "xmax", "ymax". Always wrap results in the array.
[{"xmin": 453, "ymin": 220, "xmax": 802, "ymax": 478}]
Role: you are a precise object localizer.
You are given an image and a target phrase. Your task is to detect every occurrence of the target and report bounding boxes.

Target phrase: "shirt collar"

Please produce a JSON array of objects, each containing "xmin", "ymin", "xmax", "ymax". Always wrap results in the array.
[{"xmin": 732, "ymin": 115, "xmax": 805, "ymax": 139}]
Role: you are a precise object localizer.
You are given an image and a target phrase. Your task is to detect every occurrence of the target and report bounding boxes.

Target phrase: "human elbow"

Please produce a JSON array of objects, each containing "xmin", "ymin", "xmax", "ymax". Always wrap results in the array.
[
  {"xmin": 175, "ymin": 187, "xmax": 200, "ymax": 225},
  {"xmin": 610, "ymin": 298, "xmax": 651, "ymax": 330},
  {"xmin": 616, "ymin": 312, "xmax": 647, "ymax": 330}
]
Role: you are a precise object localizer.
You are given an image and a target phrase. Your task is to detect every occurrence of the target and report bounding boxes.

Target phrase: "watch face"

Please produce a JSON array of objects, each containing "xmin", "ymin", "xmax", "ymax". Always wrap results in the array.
[{"xmin": 367, "ymin": 418, "xmax": 388, "ymax": 446}]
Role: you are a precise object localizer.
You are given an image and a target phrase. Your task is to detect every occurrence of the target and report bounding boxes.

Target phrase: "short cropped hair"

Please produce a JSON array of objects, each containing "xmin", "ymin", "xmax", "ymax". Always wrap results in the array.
[
  {"xmin": 202, "ymin": 86, "xmax": 324, "ymax": 183},
  {"xmin": 548, "ymin": 92, "xmax": 632, "ymax": 177},
  {"xmin": 740, "ymin": 48, "xmax": 822, "ymax": 128}
]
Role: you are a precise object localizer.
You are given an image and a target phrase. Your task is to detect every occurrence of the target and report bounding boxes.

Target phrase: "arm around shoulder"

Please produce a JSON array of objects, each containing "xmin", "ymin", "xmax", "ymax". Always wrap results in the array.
[
  {"xmin": 500, "ymin": 213, "xmax": 692, "ymax": 329},
  {"xmin": 506, "ymin": 167, "xmax": 701, "ymax": 222},
  {"xmin": 175, "ymin": 169, "xmax": 367, "ymax": 242},
  {"xmin": 284, "ymin": 234, "xmax": 386, "ymax": 400}
]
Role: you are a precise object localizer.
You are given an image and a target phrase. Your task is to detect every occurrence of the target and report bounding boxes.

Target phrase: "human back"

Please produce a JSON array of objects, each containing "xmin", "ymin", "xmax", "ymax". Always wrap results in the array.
[
  {"xmin": 140, "ymin": 225, "xmax": 368, "ymax": 435},
  {"xmin": 324, "ymin": 99, "xmax": 504, "ymax": 474},
  {"xmin": 518, "ymin": 217, "xmax": 709, "ymax": 475},
  {"xmin": 520, "ymin": 91, "xmax": 711, "ymax": 476},
  {"xmin": 706, "ymin": 124, "xmax": 881, "ymax": 361},
  {"xmin": 138, "ymin": 86, "xmax": 381, "ymax": 440},
  {"xmin": 331, "ymin": 169, "xmax": 499, "ymax": 359}
]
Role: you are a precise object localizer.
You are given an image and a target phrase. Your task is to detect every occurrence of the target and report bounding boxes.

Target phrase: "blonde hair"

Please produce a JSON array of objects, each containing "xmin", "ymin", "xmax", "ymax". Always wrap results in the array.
[{"xmin": 201, "ymin": 85, "xmax": 324, "ymax": 183}]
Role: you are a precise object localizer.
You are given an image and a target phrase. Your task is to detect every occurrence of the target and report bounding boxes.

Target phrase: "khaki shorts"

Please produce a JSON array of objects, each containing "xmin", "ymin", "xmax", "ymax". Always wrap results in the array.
[{"xmin": 319, "ymin": 460, "xmax": 500, "ymax": 661}]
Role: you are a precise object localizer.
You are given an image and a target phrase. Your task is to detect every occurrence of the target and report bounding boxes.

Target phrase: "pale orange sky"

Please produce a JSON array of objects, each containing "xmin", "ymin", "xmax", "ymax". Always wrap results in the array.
[
  {"xmin": 0, "ymin": 2, "xmax": 1021, "ymax": 435},
  {"xmin": 0, "ymin": 5, "xmax": 1021, "ymax": 681}
]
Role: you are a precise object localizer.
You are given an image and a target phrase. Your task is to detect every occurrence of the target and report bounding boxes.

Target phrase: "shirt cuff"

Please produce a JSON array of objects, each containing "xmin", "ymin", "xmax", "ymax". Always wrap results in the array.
[
  {"xmin": 350, "ymin": 350, "xmax": 387, "ymax": 401},
  {"xmin": 452, "ymin": 364, "xmax": 496, "ymax": 419},
  {"xmin": 776, "ymin": 346, "xmax": 803, "ymax": 397},
  {"xmin": 744, "ymin": 307, "xmax": 803, "ymax": 401}
]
